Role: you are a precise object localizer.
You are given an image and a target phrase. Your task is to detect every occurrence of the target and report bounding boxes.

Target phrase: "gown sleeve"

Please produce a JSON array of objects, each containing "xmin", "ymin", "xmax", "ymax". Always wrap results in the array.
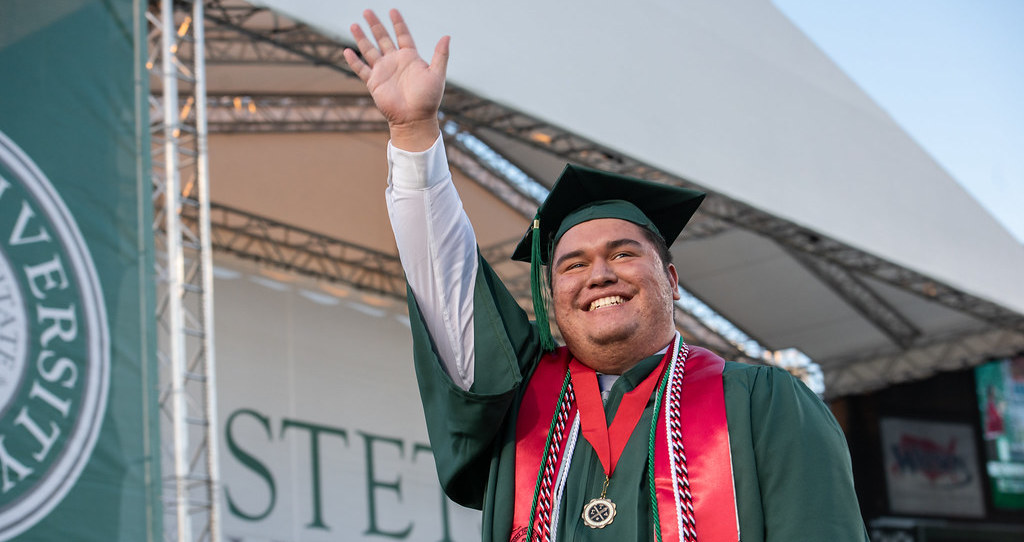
[{"xmin": 736, "ymin": 365, "xmax": 869, "ymax": 541}]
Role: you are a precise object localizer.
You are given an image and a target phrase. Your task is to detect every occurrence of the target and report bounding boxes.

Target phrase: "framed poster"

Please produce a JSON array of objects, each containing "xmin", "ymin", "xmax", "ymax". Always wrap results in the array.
[{"xmin": 880, "ymin": 417, "xmax": 985, "ymax": 517}]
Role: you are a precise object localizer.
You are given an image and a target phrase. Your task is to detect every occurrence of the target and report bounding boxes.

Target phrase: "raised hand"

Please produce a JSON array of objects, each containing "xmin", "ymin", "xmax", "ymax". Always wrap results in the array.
[{"xmin": 343, "ymin": 9, "xmax": 450, "ymax": 151}]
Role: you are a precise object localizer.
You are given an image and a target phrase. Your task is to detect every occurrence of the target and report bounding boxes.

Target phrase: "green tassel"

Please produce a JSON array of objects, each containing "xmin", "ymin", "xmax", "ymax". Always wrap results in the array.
[{"xmin": 530, "ymin": 217, "xmax": 556, "ymax": 351}]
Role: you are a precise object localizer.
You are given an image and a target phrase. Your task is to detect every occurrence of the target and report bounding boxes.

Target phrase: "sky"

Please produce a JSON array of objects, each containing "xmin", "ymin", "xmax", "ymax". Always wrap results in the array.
[{"xmin": 773, "ymin": 0, "xmax": 1024, "ymax": 244}]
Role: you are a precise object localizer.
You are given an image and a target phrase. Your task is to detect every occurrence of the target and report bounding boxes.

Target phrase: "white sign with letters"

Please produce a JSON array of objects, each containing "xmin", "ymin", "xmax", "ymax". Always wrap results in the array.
[
  {"xmin": 880, "ymin": 417, "xmax": 984, "ymax": 517},
  {"xmin": 214, "ymin": 259, "xmax": 481, "ymax": 541}
]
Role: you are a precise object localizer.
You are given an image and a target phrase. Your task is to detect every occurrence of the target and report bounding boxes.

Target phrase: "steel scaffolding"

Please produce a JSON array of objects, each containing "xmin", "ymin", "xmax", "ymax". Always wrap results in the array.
[
  {"xmin": 184, "ymin": 201, "xmax": 408, "ymax": 299},
  {"xmin": 147, "ymin": 0, "xmax": 222, "ymax": 540}
]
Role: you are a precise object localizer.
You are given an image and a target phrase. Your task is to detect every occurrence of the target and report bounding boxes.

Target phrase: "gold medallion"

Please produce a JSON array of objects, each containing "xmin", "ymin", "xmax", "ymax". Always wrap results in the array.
[{"xmin": 581, "ymin": 497, "xmax": 616, "ymax": 528}]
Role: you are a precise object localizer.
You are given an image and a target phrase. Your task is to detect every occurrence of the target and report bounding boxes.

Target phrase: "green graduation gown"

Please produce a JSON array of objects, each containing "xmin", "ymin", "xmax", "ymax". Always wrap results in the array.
[{"xmin": 409, "ymin": 256, "xmax": 868, "ymax": 541}]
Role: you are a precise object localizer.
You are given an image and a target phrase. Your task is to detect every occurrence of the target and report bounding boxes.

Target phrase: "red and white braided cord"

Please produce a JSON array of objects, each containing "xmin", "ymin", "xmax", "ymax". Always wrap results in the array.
[
  {"xmin": 667, "ymin": 343, "xmax": 696, "ymax": 541},
  {"xmin": 532, "ymin": 382, "xmax": 575, "ymax": 542}
]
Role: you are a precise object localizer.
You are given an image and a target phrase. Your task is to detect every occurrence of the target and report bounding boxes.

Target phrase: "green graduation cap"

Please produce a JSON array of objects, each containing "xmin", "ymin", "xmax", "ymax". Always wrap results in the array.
[{"xmin": 511, "ymin": 163, "xmax": 706, "ymax": 351}]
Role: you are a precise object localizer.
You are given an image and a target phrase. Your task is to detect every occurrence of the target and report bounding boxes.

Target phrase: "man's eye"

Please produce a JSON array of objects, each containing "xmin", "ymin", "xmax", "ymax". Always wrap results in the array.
[{"xmin": 612, "ymin": 252, "xmax": 631, "ymax": 259}]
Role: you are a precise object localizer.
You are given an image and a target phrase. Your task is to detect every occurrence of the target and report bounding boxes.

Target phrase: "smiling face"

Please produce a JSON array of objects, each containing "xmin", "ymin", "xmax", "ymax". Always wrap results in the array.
[{"xmin": 550, "ymin": 218, "xmax": 681, "ymax": 374}]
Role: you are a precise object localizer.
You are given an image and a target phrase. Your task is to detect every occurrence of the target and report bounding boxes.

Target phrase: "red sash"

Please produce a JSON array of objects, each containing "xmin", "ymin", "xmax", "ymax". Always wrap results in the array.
[
  {"xmin": 511, "ymin": 344, "xmax": 738, "ymax": 542},
  {"xmin": 512, "ymin": 348, "xmax": 575, "ymax": 540},
  {"xmin": 654, "ymin": 346, "xmax": 739, "ymax": 541}
]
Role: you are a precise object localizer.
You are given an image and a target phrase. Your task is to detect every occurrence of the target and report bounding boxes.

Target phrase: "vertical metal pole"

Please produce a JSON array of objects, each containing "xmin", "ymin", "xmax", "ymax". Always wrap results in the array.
[
  {"xmin": 160, "ymin": 0, "xmax": 192, "ymax": 539},
  {"xmin": 192, "ymin": 2, "xmax": 222, "ymax": 540}
]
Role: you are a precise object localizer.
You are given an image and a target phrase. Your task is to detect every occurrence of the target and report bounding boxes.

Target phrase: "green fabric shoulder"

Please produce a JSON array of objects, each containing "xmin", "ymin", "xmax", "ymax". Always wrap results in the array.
[{"xmin": 722, "ymin": 362, "xmax": 869, "ymax": 541}]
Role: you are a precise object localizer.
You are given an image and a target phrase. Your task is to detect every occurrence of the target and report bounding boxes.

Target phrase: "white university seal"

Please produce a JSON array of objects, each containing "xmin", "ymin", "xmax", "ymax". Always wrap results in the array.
[{"xmin": 0, "ymin": 129, "xmax": 109, "ymax": 540}]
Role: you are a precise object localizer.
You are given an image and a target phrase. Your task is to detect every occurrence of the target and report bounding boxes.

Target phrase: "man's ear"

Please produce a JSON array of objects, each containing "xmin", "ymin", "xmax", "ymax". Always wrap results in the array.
[{"xmin": 666, "ymin": 263, "xmax": 680, "ymax": 301}]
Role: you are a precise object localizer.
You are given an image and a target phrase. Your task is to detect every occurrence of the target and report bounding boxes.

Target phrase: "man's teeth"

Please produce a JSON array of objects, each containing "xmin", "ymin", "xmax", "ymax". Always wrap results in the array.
[{"xmin": 589, "ymin": 296, "xmax": 624, "ymax": 311}]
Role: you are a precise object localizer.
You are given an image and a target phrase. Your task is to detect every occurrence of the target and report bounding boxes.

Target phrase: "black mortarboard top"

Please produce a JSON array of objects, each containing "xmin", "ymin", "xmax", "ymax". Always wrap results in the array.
[{"xmin": 511, "ymin": 163, "xmax": 705, "ymax": 350}]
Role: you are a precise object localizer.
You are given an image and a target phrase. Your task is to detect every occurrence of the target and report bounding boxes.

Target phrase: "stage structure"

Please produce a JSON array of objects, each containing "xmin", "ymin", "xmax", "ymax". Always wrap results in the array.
[{"xmin": 148, "ymin": 0, "xmax": 222, "ymax": 540}]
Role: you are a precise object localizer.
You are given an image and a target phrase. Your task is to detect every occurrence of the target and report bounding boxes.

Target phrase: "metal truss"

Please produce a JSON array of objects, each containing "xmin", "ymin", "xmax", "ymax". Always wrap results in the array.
[
  {"xmin": 785, "ymin": 247, "xmax": 921, "ymax": 348},
  {"xmin": 201, "ymin": 0, "xmax": 349, "ymax": 66},
  {"xmin": 444, "ymin": 133, "xmax": 542, "ymax": 217},
  {"xmin": 183, "ymin": 202, "xmax": 408, "ymax": 299},
  {"xmin": 147, "ymin": 0, "xmax": 222, "ymax": 540},
  {"xmin": 823, "ymin": 327, "xmax": 1024, "ymax": 398},
  {"xmin": 205, "ymin": 94, "xmax": 386, "ymax": 133},
  {"xmin": 675, "ymin": 212, "xmax": 734, "ymax": 242}
]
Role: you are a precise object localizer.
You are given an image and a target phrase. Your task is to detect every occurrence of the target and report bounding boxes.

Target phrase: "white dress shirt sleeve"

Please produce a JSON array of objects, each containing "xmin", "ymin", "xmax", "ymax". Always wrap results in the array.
[{"xmin": 385, "ymin": 135, "xmax": 477, "ymax": 390}]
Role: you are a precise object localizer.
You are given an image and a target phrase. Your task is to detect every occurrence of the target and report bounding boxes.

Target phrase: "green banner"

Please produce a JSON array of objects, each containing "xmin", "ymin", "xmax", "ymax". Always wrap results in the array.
[
  {"xmin": 0, "ymin": 0, "xmax": 161, "ymax": 540},
  {"xmin": 976, "ymin": 358, "xmax": 1024, "ymax": 510}
]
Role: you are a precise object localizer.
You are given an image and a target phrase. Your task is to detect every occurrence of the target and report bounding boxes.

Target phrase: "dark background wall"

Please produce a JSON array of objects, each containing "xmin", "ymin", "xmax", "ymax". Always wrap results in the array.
[{"xmin": 834, "ymin": 364, "xmax": 1024, "ymax": 541}]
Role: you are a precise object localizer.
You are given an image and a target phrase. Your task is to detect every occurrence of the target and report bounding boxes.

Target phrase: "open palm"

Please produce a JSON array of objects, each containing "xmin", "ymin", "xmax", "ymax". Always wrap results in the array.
[{"xmin": 344, "ymin": 10, "xmax": 450, "ymax": 131}]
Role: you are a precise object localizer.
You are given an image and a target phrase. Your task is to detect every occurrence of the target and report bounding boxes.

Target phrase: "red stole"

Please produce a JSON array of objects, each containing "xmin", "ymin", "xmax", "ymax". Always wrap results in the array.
[{"xmin": 511, "ymin": 345, "xmax": 738, "ymax": 542}]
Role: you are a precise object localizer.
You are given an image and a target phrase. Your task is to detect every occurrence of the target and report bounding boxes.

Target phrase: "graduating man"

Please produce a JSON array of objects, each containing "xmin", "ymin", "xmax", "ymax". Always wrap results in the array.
[{"xmin": 344, "ymin": 9, "xmax": 868, "ymax": 542}]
